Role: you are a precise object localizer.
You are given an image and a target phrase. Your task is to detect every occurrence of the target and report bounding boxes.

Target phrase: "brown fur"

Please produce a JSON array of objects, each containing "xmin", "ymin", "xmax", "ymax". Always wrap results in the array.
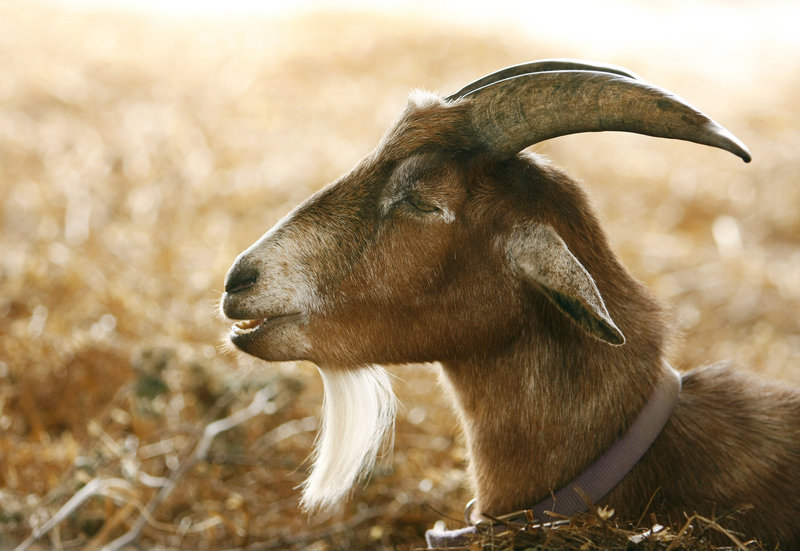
[{"xmin": 223, "ymin": 94, "xmax": 800, "ymax": 548}]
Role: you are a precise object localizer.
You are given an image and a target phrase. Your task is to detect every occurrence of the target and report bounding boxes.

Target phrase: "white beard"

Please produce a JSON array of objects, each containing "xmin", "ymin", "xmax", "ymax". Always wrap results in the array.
[{"xmin": 300, "ymin": 365, "xmax": 397, "ymax": 512}]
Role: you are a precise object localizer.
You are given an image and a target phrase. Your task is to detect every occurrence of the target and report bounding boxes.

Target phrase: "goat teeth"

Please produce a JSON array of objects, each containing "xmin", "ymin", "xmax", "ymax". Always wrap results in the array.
[{"xmin": 233, "ymin": 319, "xmax": 263, "ymax": 335}]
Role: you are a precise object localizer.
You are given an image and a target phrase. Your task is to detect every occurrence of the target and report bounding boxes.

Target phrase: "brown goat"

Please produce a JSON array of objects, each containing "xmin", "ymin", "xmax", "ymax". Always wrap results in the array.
[{"xmin": 221, "ymin": 60, "xmax": 800, "ymax": 548}]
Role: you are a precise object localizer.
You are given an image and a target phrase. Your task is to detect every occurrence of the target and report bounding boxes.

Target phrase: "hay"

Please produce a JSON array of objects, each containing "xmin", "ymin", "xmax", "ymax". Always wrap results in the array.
[
  {"xmin": 437, "ymin": 507, "xmax": 767, "ymax": 550},
  {"xmin": 1, "ymin": 2, "xmax": 798, "ymax": 549}
]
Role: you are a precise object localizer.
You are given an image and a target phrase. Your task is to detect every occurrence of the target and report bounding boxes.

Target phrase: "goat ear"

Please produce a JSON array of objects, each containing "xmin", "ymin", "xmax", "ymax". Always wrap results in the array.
[{"xmin": 509, "ymin": 224, "xmax": 626, "ymax": 346}]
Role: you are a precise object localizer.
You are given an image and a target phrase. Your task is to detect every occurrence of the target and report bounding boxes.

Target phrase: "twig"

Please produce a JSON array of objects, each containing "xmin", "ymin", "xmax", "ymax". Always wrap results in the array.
[
  {"xmin": 634, "ymin": 487, "xmax": 661, "ymax": 528},
  {"xmin": 85, "ymin": 500, "xmax": 139, "ymax": 551},
  {"xmin": 693, "ymin": 514, "xmax": 750, "ymax": 551},
  {"xmin": 102, "ymin": 385, "xmax": 277, "ymax": 551},
  {"xmin": 12, "ymin": 478, "xmax": 132, "ymax": 551}
]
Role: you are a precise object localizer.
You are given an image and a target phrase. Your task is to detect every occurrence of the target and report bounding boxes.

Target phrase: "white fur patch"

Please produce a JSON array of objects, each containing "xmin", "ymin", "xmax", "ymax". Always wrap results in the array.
[
  {"xmin": 439, "ymin": 206, "xmax": 456, "ymax": 223},
  {"xmin": 407, "ymin": 88, "xmax": 443, "ymax": 109},
  {"xmin": 300, "ymin": 366, "xmax": 397, "ymax": 512}
]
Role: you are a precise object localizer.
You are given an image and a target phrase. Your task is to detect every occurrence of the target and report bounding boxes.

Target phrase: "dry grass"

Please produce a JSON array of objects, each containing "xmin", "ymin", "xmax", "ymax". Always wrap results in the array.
[
  {"xmin": 463, "ymin": 505, "xmax": 770, "ymax": 550},
  {"xmin": 1, "ymin": 2, "xmax": 798, "ymax": 550}
]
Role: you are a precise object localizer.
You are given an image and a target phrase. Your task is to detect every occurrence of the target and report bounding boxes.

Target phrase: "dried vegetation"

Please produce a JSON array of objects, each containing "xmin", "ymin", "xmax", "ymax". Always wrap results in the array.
[
  {"xmin": 461, "ymin": 505, "xmax": 771, "ymax": 550},
  {"xmin": 0, "ymin": 2, "xmax": 798, "ymax": 550}
]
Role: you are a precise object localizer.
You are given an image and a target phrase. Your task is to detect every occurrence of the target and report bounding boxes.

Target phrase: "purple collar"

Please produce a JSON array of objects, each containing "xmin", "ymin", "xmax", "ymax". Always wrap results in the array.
[{"xmin": 426, "ymin": 364, "xmax": 682, "ymax": 549}]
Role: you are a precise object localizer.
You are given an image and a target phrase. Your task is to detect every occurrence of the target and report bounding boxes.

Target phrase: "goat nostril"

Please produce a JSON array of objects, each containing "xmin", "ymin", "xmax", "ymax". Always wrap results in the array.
[{"xmin": 225, "ymin": 266, "xmax": 258, "ymax": 294}]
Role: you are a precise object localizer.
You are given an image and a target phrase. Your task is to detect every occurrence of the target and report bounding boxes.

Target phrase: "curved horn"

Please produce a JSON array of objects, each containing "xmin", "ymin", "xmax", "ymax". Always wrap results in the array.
[
  {"xmin": 460, "ymin": 69, "xmax": 752, "ymax": 163},
  {"xmin": 447, "ymin": 58, "xmax": 642, "ymax": 101}
]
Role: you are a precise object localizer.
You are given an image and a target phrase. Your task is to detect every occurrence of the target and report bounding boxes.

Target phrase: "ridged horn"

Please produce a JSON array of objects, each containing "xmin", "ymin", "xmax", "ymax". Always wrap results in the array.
[
  {"xmin": 447, "ymin": 58, "xmax": 642, "ymax": 101},
  {"xmin": 458, "ymin": 67, "xmax": 752, "ymax": 163}
]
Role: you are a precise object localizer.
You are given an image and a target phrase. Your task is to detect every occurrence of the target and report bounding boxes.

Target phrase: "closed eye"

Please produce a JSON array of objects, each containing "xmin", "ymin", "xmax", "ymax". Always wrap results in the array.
[{"xmin": 405, "ymin": 194, "xmax": 440, "ymax": 213}]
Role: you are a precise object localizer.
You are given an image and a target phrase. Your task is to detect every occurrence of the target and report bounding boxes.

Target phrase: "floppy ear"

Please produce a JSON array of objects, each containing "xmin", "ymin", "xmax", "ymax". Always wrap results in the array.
[{"xmin": 508, "ymin": 224, "xmax": 625, "ymax": 346}]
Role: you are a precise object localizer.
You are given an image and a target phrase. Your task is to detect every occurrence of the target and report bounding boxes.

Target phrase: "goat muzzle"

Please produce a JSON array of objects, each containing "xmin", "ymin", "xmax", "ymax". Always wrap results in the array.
[{"xmin": 224, "ymin": 264, "xmax": 258, "ymax": 294}]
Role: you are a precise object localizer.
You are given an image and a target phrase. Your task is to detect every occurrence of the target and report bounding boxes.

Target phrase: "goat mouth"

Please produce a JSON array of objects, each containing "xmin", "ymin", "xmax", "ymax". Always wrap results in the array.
[
  {"xmin": 229, "ymin": 313, "xmax": 302, "ymax": 339},
  {"xmin": 231, "ymin": 318, "xmax": 265, "ymax": 336}
]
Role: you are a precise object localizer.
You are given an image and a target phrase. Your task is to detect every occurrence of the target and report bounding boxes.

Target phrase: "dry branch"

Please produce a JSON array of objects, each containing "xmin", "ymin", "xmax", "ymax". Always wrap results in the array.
[{"xmin": 103, "ymin": 385, "xmax": 277, "ymax": 551}]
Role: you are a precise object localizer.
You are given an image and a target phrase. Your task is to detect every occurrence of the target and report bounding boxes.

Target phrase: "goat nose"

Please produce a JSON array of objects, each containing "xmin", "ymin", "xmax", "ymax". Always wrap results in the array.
[{"xmin": 225, "ymin": 264, "xmax": 258, "ymax": 294}]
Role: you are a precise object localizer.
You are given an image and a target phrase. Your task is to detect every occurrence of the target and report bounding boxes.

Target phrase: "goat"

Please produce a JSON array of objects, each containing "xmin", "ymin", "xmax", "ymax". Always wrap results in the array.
[{"xmin": 220, "ymin": 59, "xmax": 800, "ymax": 548}]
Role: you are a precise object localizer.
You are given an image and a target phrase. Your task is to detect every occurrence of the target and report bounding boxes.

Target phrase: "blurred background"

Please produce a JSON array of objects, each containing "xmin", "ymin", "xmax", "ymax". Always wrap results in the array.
[{"xmin": 1, "ymin": 0, "xmax": 798, "ymax": 549}]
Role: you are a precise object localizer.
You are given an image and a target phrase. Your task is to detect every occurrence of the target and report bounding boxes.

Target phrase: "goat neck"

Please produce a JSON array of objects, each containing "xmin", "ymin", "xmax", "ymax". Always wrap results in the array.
[{"xmin": 439, "ymin": 245, "xmax": 668, "ymax": 519}]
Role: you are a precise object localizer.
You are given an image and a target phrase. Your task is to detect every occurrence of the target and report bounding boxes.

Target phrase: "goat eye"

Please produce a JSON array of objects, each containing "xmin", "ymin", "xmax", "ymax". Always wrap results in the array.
[{"xmin": 405, "ymin": 194, "xmax": 440, "ymax": 213}]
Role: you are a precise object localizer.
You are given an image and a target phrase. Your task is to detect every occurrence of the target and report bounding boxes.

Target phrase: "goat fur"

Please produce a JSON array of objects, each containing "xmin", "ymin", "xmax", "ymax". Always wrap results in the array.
[{"xmin": 222, "ymin": 85, "xmax": 800, "ymax": 547}]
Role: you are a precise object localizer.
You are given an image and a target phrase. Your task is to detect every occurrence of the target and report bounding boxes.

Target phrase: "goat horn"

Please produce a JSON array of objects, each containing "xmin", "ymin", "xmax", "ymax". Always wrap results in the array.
[
  {"xmin": 447, "ymin": 58, "xmax": 642, "ymax": 101},
  {"xmin": 460, "ymin": 69, "xmax": 752, "ymax": 163}
]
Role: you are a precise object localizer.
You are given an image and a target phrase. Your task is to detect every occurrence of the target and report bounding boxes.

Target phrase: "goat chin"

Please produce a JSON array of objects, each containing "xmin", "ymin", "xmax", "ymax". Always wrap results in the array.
[{"xmin": 300, "ymin": 365, "xmax": 396, "ymax": 512}]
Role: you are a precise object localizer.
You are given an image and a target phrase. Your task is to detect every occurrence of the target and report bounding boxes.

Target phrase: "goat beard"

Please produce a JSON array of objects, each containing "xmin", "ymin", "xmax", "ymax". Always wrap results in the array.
[{"xmin": 300, "ymin": 365, "xmax": 397, "ymax": 512}]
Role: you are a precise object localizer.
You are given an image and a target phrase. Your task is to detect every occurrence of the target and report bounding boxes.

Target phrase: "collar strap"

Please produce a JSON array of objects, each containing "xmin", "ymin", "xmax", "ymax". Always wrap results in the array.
[{"xmin": 426, "ymin": 364, "xmax": 682, "ymax": 549}]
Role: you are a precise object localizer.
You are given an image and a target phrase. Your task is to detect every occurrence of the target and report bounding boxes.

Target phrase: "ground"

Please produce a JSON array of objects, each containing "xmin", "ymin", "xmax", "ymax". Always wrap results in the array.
[{"xmin": 1, "ymin": 2, "xmax": 799, "ymax": 550}]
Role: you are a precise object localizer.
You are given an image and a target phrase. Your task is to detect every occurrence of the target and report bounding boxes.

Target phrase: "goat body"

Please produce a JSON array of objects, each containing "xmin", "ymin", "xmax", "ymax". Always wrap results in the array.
[{"xmin": 221, "ymin": 60, "xmax": 800, "ymax": 547}]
